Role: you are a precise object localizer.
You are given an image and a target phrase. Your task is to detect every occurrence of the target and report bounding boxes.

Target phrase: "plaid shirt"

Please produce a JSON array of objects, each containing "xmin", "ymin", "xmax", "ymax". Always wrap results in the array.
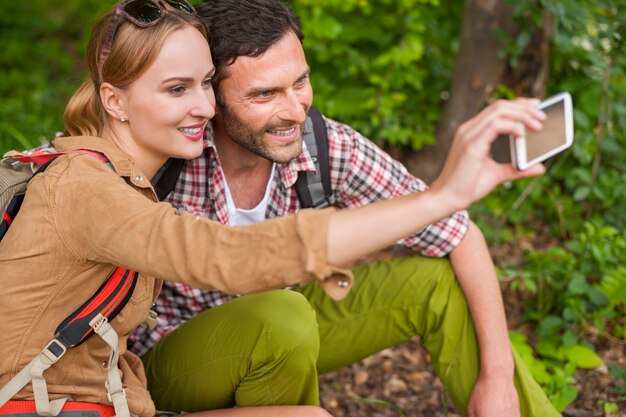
[{"xmin": 128, "ymin": 115, "xmax": 469, "ymax": 356}]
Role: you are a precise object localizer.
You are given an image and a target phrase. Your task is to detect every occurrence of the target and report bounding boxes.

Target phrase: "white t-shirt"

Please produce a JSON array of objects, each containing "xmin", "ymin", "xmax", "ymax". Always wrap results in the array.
[{"xmin": 222, "ymin": 164, "xmax": 276, "ymax": 226}]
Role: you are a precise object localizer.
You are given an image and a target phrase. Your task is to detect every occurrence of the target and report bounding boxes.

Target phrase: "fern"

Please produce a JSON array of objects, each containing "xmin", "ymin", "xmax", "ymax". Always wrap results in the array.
[{"xmin": 600, "ymin": 267, "xmax": 626, "ymax": 307}]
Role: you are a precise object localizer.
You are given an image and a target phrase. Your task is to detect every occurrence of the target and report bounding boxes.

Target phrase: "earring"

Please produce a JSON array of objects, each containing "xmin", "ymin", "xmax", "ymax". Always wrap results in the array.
[{"xmin": 120, "ymin": 116, "xmax": 128, "ymax": 122}]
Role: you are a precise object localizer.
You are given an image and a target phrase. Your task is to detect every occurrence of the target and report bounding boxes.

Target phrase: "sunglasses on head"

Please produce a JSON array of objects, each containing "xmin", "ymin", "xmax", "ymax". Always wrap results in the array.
[{"xmin": 97, "ymin": 0, "xmax": 197, "ymax": 82}]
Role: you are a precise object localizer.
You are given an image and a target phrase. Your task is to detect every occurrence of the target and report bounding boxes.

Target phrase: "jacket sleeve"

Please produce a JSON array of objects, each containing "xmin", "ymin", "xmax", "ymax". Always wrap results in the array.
[{"xmin": 49, "ymin": 155, "xmax": 352, "ymax": 297}]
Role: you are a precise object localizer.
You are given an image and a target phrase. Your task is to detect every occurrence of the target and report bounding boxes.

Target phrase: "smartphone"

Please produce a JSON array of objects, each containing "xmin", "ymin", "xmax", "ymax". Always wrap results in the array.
[{"xmin": 491, "ymin": 92, "xmax": 574, "ymax": 170}]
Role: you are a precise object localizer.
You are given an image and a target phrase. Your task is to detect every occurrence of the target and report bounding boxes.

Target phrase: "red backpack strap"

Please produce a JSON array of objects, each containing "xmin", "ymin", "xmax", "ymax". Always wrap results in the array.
[
  {"xmin": 8, "ymin": 151, "xmax": 66, "ymax": 166},
  {"xmin": 10, "ymin": 149, "xmax": 108, "ymax": 165},
  {"xmin": 55, "ymin": 267, "xmax": 139, "ymax": 348}
]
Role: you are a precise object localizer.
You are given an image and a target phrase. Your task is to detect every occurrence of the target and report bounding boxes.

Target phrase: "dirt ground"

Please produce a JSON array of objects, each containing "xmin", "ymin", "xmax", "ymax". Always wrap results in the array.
[
  {"xmin": 317, "ymin": 247, "xmax": 626, "ymax": 417},
  {"xmin": 318, "ymin": 297, "xmax": 626, "ymax": 417}
]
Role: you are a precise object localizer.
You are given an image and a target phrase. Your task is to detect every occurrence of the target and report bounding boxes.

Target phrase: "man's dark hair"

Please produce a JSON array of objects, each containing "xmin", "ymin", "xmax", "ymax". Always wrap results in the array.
[{"xmin": 196, "ymin": 0, "xmax": 304, "ymax": 105}]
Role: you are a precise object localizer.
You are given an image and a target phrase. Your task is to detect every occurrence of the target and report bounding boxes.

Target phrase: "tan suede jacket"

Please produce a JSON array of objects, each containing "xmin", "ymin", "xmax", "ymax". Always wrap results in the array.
[{"xmin": 0, "ymin": 136, "xmax": 352, "ymax": 417}]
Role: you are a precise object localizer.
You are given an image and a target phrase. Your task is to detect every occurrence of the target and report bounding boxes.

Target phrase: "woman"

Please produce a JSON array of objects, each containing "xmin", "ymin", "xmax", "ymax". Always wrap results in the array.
[{"xmin": 0, "ymin": 1, "xmax": 545, "ymax": 417}]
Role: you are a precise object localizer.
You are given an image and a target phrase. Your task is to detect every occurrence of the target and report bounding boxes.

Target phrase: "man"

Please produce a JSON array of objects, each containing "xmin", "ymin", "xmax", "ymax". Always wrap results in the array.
[{"xmin": 129, "ymin": 1, "xmax": 560, "ymax": 416}]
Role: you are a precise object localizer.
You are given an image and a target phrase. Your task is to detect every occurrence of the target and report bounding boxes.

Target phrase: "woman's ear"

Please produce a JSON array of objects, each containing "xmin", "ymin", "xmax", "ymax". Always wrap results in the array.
[{"xmin": 100, "ymin": 82, "xmax": 128, "ymax": 122}]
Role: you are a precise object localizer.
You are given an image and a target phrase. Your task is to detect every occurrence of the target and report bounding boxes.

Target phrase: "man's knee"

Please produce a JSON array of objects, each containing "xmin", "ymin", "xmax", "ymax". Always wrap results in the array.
[
  {"xmin": 374, "ymin": 255, "xmax": 468, "ymax": 322},
  {"xmin": 242, "ymin": 290, "xmax": 320, "ymax": 356},
  {"xmin": 245, "ymin": 290, "xmax": 317, "ymax": 332},
  {"xmin": 398, "ymin": 255, "xmax": 456, "ymax": 285},
  {"xmin": 236, "ymin": 291, "xmax": 321, "ymax": 397},
  {"xmin": 405, "ymin": 256, "xmax": 467, "ymax": 313},
  {"xmin": 375, "ymin": 255, "xmax": 459, "ymax": 299}
]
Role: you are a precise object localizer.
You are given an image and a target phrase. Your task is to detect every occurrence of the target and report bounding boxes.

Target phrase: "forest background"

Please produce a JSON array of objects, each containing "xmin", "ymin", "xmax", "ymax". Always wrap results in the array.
[{"xmin": 1, "ymin": 0, "xmax": 625, "ymax": 416}]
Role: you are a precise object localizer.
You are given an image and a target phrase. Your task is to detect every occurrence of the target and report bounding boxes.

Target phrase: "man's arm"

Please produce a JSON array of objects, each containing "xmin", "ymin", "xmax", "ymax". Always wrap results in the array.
[{"xmin": 449, "ymin": 221, "xmax": 520, "ymax": 417}]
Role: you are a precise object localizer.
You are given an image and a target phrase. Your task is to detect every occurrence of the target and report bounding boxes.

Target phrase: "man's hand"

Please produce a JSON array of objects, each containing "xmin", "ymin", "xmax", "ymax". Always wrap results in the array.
[
  {"xmin": 431, "ymin": 98, "xmax": 546, "ymax": 212},
  {"xmin": 468, "ymin": 373, "xmax": 520, "ymax": 417}
]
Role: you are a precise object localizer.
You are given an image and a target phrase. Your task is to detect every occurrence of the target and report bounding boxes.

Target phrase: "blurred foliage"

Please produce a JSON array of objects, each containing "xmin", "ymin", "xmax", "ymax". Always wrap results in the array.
[
  {"xmin": 472, "ymin": 0, "xmax": 626, "ymax": 410},
  {"xmin": 2, "ymin": 0, "xmax": 626, "ymax": 413},
  {"xmin": 286, "ymin": 0, "xmax": 463, "ymax": 148},
  {"xmin": 0, "ymin": 0, "xmax": 113, "ymax": 150},
  {"xmin": 1, "ymin": 0, "xmax": 461, "ymax": 150}
]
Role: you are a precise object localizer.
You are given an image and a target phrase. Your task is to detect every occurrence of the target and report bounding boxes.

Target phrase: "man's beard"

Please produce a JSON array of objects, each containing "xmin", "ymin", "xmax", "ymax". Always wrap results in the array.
[{"xmin": 219, "ymin": 104, "xmax": 305, "ymax": 164}]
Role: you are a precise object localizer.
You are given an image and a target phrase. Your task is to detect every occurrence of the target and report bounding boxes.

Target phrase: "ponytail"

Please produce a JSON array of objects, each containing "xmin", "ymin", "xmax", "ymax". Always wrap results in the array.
[{"xmin": 63, "ymin": 78, "xmax": 106, "ymax": 137}]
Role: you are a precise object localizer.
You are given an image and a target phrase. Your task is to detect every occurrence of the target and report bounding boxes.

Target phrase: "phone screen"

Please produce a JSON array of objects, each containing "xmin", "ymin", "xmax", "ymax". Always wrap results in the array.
[
  {"xmin": 524, "ymin": 99, "xmax": 567, "ymax": 161},
  {"xmin": 490, "ymin": 92, "xmax": 573, "ymax": 169}
]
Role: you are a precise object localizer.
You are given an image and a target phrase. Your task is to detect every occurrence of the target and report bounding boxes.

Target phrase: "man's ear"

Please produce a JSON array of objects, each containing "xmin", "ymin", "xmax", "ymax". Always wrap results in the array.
[{"xmin": 100, "ymin": 82, "xmax": 128, "ymax": 121}]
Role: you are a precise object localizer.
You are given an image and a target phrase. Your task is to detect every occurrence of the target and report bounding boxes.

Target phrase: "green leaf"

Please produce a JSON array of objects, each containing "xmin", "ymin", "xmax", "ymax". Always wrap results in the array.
[
  {"xmin": 562, "ymin": 307, "xmax": 577, "ymax": 322},
  {"xmin": 573, "ymin": 186, "xmax": 591, "ymax": 201},
  {"xmin": 608, "ymin": 364, "xmax": 626, "ymax": 381},
  {"xmin": 537, "ymin": 316, "xmax": 565, "ymax": 337},
  {"xmin": 550, "ymin": 384, "xmax": 579, "ymax": 412},
  {"xmin": 536, "ymin": 337, "xmax": 561, "ymax": 359},
  {"xmin": 567, "ymin": 273, "xmax": 588, "ymax": 294},
  {"xmin": 564, "ymin": 344, "xmax": 603, "ymax": 369},
  {"xmin": 562, "ymin": 330, "xmax": 579, "ymax": 347},
  {"xmin": 587, "ymin": 287, "xmax": 609, "ymax": 307}
]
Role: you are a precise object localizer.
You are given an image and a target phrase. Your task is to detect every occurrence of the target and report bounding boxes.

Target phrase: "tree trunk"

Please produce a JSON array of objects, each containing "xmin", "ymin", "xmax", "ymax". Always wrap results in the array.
[{"xmin": 397, "ymin": 0, "xmax": 554, "ymax": 183}]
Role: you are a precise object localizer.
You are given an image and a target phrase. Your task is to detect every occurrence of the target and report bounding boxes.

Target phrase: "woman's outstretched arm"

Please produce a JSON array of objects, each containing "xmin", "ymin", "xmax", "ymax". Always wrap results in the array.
[{"xmin": 326, "ymin": 98, "xmax": 545, "ymax": 265}]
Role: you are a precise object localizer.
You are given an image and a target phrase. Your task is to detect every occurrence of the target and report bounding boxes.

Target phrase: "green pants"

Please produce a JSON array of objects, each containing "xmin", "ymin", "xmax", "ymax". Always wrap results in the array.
[{"xmin": 142, "ymin": 256, "xmax": 560, "ymax": 416}]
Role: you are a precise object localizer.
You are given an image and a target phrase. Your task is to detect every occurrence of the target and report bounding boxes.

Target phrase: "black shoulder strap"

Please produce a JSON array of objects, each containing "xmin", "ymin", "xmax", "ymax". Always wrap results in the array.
[
  {"xmin": 295, "ymin": 107, "xmax": 334, "ymax": 208},
  {"xmin": 54, "ymin": 266, "xmax": 139, "ymax": 348},
  {"xmin": 153, "ymin": 158, "xmax": 185, "ymax": 201}
]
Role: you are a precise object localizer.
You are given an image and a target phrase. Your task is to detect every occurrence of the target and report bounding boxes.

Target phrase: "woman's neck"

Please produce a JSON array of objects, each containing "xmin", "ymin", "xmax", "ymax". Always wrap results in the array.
[{"xmin": 101, "ymin": 125, "xmax": 164, "ymax": 180}]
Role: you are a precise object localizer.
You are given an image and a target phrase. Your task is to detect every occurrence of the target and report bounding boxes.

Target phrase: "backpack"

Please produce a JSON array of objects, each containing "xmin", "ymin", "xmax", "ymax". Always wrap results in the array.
[
  {"xmin": 0, "ymin": 150, "xmax": 138, "ymax": 417},
  {"xmin": 294, "ymin": 106, "xmax": 334, "ymax": 208},
  {"xmin": 153, "ymin": 107, "xmax": 335, "ymax": 208}
]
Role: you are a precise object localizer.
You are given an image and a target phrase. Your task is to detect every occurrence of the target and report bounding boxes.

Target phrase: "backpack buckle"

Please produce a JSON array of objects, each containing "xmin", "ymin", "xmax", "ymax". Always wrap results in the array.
[
  {"xmin": 39, "ymin": 339, "xmax": 67, "ymax": 365},
  {"xmin": 141, "ymin": 309, "xmax": 159, "ymax": 331},
  {"xmin": 89, "ymin": 314, "xmax": 109, "ymax": 332},
  {"xmin": 105, "ymin": 380, "xmax": 127, "ymax": 403}
]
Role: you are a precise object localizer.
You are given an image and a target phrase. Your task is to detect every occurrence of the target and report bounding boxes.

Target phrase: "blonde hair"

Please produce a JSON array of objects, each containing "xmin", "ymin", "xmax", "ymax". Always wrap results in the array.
[{"xmin": 63, "ymin": 7, "xmax": 207, "ymax": 137}]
